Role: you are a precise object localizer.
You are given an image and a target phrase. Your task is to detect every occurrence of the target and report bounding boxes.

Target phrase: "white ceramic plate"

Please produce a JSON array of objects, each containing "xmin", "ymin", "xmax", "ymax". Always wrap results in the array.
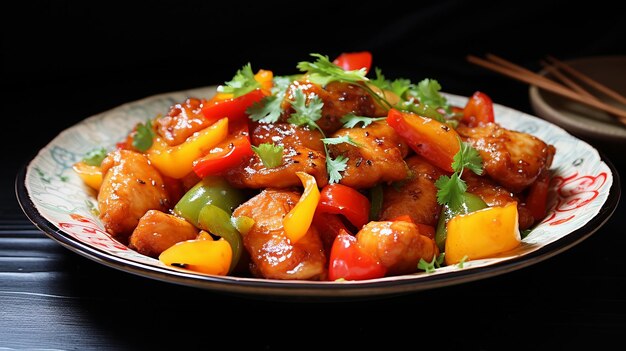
[
  {"xmin": 17, "ymin": 86, "xmax": 620, "ymax": 299},
  {"xmin": 529, "ymin": 55, "xmax": 626, "ymax": 144}
]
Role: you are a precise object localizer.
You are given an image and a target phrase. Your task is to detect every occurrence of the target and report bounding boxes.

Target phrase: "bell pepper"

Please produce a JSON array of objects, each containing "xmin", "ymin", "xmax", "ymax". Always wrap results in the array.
[
  {"xmin": 254, "ymin": 69, "xmax": 274, "ymax": 93},
  {"xmin": 333, "ymin": 51, "xmax": 373, "ymax": 74},
  {"xmin": 328, "ymin": 229, "xmax": 386, "ymax": 281},
  {"xmin": 462, "ymin": 91, "xmax": 495, "ymax": 127},
  {"xmin": 72, "ymin": 161, "xmax": 103, "ymax": 190},
  {"xmin": 173, "ymin": 176, "xmax": 247, "ymax": 228},
  {"xmin": 386, "ymin": 108, "xmax": 460, "ymax": 172},
  {"xmin": 147, "ymin": 117, "xmax": 229, "ymax": 179},
  {"xmin": 159, "ymin": 236, "xmax": 232, "ymax": 276},
  {"xmin": 525, "ymin": 169, "xmax": 550, "ymax": 222},
  {"xmin": 316, "ymin": 183, "xmax": 370, "ymax": 229},
  {"xmin": 444, "ymin": 202, "xmax": 521, "ymax": 265},
  {"xmin": 197, "ymin": 204, "xmax": 242, "ymax": 273},
  {"xmin": 192, "ymin": 132, "xmax": 254, "ymax": 178},
  {"xmin": 201, "ymin": 89, "xmax": 266, "ymax": 125},
  {"xmin": 435, "ymin": 192, "xmax": 488, "ymax": 252},
  {"xmin": 283, "ymin": 172, "xmax": 320, "ymax": 243}
]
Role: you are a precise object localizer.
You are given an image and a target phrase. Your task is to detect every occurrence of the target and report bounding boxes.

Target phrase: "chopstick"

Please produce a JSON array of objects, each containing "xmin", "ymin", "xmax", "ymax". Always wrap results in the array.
[
  {"xmin": 546, "ymin": 55, "xmax": 626, "ymax": 105},
  {"xmin": 466, "ymin": 54, "xmax": 626, "ymax": 125}
]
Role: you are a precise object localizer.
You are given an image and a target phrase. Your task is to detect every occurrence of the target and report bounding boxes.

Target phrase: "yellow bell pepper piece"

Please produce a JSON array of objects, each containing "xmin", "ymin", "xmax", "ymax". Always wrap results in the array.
[
  {"xmin": 445, "ymin": 202, "xmax": 521, "ymax": 265},
  {"xmin": 254, "ymin": 69, "xmax": 274, "ymax": 93},
  {"xmin": 283, "ymin": 172, "xmax": 320, "ymax": 243},
  {"xmin": 159, "ymin": 236, "xmax": 232, "ymax": 276},
  {"xmin": 72, "ymin": 161, "xmax": 103, "ymax": 190},
  {"xmin": 147, "ymin": 117, "xmax": 229, "ymax": 179}
]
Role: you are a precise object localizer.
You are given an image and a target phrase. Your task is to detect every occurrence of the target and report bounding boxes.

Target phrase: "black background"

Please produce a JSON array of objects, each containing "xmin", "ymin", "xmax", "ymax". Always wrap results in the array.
[{"xmin": 3, "ymin": 1, "xmax": 625, "ymax": 349}]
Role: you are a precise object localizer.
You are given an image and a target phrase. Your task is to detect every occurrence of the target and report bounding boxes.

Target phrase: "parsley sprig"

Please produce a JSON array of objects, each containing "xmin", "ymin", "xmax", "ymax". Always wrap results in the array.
[{"xmin": 435, "ymin": 140, "xmax": 484, "ymax": 210}]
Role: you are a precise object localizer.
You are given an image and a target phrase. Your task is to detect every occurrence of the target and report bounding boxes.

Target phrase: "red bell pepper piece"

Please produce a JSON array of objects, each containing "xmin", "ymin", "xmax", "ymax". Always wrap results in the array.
[
  {"xmin": 201, "ymin": 89, "xmax": 266, "ymax": 124},
  {"xmin": 333, "ymin": 51, "xmax": 373, "ymax": 74},
  {"xmin": 462, "ymin": 91, "xmax": 495, "ymax": 127},
  {"xmin": 192, "ymin": 123, "xmax": 254, "ymax": 178},
  {"xmin": 386, "ymin": 108, "xmax": 460, "ymax": 172},
  {"xmin": 328, "ymin": 229, "xmax": 386, "ymax": 281},
  {"xmin": 525, "ymin": 169, "xmax": 550, "ymax": 222},
  {"xmin": 313, "ymin": 212, "xmax": 351, "ymax": 252},
  {"xmin": 316, "ymin": 183, "xmax": 370, "ymax": 229}
]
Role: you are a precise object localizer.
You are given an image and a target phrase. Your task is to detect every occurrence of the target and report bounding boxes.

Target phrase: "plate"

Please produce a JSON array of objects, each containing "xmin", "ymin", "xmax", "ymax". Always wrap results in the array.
[
  {"xmin": 529, "ymin": 55, "xmax": 626, "ymax": 144},
  {"xmin": 17, "ymin": 86, "xmax": 620, "ymax": 299}
]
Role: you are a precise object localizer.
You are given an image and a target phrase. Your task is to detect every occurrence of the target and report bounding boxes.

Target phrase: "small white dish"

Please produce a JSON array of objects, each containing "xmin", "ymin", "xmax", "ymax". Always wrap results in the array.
[{"xmin": 529, "ymin": 55, "xmax": 626, "ymax": 144}]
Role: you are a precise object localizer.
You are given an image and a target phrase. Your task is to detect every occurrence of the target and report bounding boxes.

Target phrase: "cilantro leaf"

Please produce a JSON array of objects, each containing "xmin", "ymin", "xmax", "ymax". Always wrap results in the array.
[
  {"xmin": 370, "ymin": 67, "xmax": 389, "ymax": 90},
  {"xmin": 82, "ymin": 147, "xmax": 108, "ymax": 166},
  {"xmin": 410, "ymin": 78, "xmax": 450, "ymax": 112},
  {"xmin": 132, "ymin": 120, "xmax": 156, "ymax": 152},
  {"xmin": 452, "ymin": 141, "xmax": 484, "ymax": 175},
  {"xmin": 327, "ymin": 155, "xmax": 348, "ymax": 184},
  {"xmin": 247, "ymin": 75, "xmax": 293, "ymax": 123},
  {"xmin": 418, "ymin": 253, "xmax": 445, "ymax": 273},
  {"xmin": 217, "ymin": 63, "xmax": 260, "ymax": 97},
  {"xmin": 340, "ymin": 113, "xmax": 386, "ymax": 128},
  {"xmin": 435, "ymin": 173, "xmax": 467, "ymax": 209},
  {"xmin": 252, "ymin": 143, "xmax": 284, "ymax": 168},
  {"xmin": 287, "ymin": 89, "xmax": 323, "ymax": 128},
  {"xmin": 247, "ymin": 95, "xmax": 283, "ymax": 123},
  {"xmin": 321, "ymin": 135, "xmax": 360, "ymax": 147},
  {"xmin": 296, "ymin": 53, "xmax": 368, "ymax": 86}
]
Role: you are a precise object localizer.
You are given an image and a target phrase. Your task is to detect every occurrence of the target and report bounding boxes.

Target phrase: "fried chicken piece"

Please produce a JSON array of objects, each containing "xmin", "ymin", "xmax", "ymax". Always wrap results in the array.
[
  {"xmin": 232, "ymin": 189, "xmax": 327, "ymax": 280},
  {"xmin": 380, "ymin": 155, "xmax": 444, "ymax": 226},
  {"xmin": 281, "ymin": 80, "xmax": 387, "ymax": 135},
  {"xmin": 357, "ymin": 220, "xmax": 439, "ymax": 276},
  {"xmin": 328, "ymin": 121, "xmax": 410, "ymax": 189},
  {"xmin": 457, "ymin": 122, "xmax": 556, "ymax": 193},
  {"xmin": 153, "ymin": 97, "xmax": 214, "ymax": 146},
  {"xmin": 225, "ymin": 122, "xmax": 328, "ymax": 189},
  {"xmin": 98, "ymin": 150, "xmax": 171, "ymax": 241},
  {"xmin": 129, "ymin": 210, "xmax": 199, "ymax": 257}
]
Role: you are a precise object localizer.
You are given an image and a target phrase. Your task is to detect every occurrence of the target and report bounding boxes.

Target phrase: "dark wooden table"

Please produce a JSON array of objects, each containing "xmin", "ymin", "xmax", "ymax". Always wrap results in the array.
[{"xmin": 3, "ymin": 2, "xmax": 625, "ymax": 349}]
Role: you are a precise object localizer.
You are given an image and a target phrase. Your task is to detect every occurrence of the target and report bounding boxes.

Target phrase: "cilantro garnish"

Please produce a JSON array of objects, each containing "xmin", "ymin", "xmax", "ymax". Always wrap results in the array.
[
  {"xmin": 217, "ymin": 63, "xmax": 260, "ymax": 97},
  {"xmin": 296, "ymin": 53, "xmax": 368, "ymax": 86},
  {"xmin": 82, "ymin": 147, "xmax": 108, "ymax": 166},
  {"xmin": 247, "ymin": 75, "xmax": 293, "ymax": 123},
  {"xmin": 418, "ymin": 253, "xmax": 445, "ymax": 273},
  {"xmin": 132, "ymin": 119, "xmax": 156, "ymax": 152},
  {"xmin": 286, "ymin": 88, "xmax": 352, "ymax": 184},
  {"xmin": 410, "ymin": 78, "xmax": 451, "ymax": 113},
  {"xmin": 252, "ymin": 143, "xmax": 284, "ymax": 168},
  {"xmin": 320, "ymin": 135, "xmax": 360, "ymax": 147},
  {"xmin": 340, "ymin": 113, "xmax": 386, "ymax": 128},
  {"xmin": 435, "ymin": 140, "xmax": 484, "ymax": 210}
]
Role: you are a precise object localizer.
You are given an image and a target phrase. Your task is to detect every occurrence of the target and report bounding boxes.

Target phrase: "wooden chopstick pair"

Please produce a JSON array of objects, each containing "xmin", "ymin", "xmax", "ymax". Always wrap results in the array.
[{"xmin": 466, "ymin": 54, "xmax": 626, "ymax": 125}]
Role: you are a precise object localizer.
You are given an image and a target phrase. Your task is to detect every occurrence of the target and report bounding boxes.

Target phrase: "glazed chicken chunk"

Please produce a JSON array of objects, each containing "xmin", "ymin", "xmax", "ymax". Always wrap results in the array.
[
  {"xmin": 457, "ymin": 122, "xmax": 556, "ymax": 193},
  {"xmin": 328, "ymin": 121, "xmax": 410, "ymax": 189},
  {"xmin": 281, "ymin": 80, "xmax": 387, "ymax": 135},
  {"xmin": 232, "ymin": 189, "xmax": 327, "ymax": 280},
  {"xmin": 129, "ymin": 210, "xmax": 199, "ymax": 257},
  {"xmin": 357, "ymin": 220, "xmax": 439, "ymax": 276},
  {"xmin": 225, "ymin": 122, "xmax": 328, "ymax": 189},
  {"xmin": 98, "ymin": 149, "xmax": 171, "ymax": 241},
  {"xmin": 380, "ymin": 155, "xmax": 444, "ymax": 226}
]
